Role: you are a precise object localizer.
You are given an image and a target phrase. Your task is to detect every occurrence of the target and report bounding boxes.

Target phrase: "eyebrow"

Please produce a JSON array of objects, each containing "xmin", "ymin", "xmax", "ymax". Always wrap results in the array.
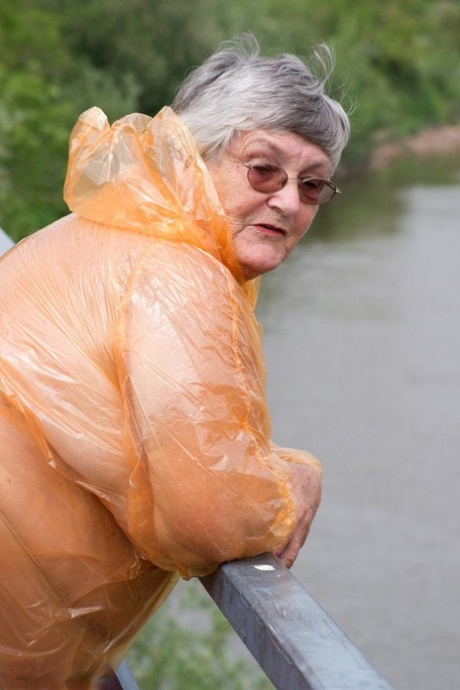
[
  {"xmin": 242, "ymin": 137, "xmax": 285, "ymax": 156},
  {"xmin": 241, "ymin": 136, "xmax": 332, "ymax": 176}
]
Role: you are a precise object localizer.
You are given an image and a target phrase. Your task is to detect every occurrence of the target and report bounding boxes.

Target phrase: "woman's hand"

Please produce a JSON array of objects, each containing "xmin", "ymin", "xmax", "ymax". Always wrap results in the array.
[{"xmin": 276, "ymin": 459, "xmax": 322, "ymax": 569}]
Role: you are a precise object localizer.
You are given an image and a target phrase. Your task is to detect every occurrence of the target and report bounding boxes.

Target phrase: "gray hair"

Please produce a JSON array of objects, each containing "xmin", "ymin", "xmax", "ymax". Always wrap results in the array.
[{"xmin": 172, "ymin": 34, "xmax": 350, "ymax": 172}]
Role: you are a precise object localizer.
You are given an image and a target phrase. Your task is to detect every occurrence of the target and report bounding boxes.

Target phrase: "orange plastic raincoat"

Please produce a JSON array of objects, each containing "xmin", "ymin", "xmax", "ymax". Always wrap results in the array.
[{"xmin": 0, "ymin": 107, "xmax": 321, "ymax": 688}]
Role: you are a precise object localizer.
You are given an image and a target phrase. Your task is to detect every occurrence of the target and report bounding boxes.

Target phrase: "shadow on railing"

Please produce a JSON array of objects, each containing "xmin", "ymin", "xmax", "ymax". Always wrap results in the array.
[{"xmin": 0, "ymin": 229, "xmax": 394, "ymax": 690}]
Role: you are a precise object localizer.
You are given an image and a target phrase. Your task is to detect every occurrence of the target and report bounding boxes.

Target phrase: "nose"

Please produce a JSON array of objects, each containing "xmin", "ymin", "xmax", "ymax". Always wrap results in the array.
[{"xmin": 266, "ymin": 179, "xmax": 303, "ymax": 216}]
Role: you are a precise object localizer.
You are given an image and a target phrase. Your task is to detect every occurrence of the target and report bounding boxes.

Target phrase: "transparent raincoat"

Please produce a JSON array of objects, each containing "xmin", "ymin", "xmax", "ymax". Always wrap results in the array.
[{"xmin": 0, "ymin": 107, "xmax": 321, "ymax": 688}]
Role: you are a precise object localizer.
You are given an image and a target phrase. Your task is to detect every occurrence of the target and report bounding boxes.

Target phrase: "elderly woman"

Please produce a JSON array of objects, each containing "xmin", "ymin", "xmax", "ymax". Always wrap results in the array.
[{"xmin": 0, "ymin": 35, "xmax": 349, "ymax": 688}]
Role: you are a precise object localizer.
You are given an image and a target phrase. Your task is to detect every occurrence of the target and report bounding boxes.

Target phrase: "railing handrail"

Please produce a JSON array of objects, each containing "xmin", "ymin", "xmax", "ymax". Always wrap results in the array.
[{"xmin": 201, "ymin": 552, "xmax": 395, "ymax": 690}]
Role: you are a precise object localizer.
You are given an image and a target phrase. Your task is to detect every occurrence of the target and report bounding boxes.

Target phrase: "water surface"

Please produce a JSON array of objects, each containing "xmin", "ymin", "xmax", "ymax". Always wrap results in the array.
[{"xmin": 257, "ymin": 157, "xmax": 460, "ymax": 690}]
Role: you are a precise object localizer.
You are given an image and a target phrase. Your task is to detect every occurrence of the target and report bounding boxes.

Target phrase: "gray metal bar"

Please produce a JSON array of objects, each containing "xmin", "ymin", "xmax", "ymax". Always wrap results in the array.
[
  {"xmin": 114, "ymin": 661, "xmax": 141, "ymax": 690},
  {"xmin": 201, "ymin": 553, "xmax": 395, "ymax": 690},
  {"xmin": 0, "ymin": 227, "xmax": 14, "ymax": 253}
]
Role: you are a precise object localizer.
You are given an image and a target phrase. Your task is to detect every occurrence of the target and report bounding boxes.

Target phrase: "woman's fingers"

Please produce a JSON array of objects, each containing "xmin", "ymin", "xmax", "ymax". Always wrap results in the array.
[{"xmin": 276, "ymin": 461, "xmax": 322, "ymax": 568}]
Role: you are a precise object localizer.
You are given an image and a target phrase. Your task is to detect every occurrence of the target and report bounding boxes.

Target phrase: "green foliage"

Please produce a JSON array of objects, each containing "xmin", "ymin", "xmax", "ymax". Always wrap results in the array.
[
  {"xmin": 39, "ymin": 0, "xmax": 231, "ymax": 116},
  {"xmin": 0, "ymin": 0, "xmax": 139, "ymax": 239},
  {"xmin": 126, "ymin": 581, "xmax": 274, "ymax": 690},
  {"xmin": 251, "ymin": 0, "xmax": 460, "ymax": 152},
  {"xmin": 1, "ymin": 0, "xmax": 459, "ymax": 237}
]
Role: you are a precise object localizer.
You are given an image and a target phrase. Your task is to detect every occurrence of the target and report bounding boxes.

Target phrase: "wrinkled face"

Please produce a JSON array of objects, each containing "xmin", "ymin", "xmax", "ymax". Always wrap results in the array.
[{"xmin": 206, "ymin": 130, "xmax": 333, "ymax": 280}]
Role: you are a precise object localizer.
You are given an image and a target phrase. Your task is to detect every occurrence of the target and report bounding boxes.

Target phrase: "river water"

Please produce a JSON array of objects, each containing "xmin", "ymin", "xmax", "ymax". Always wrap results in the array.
[{"xmin": 256, "ymin": 156, "xmax": 460, "ymax": 690}]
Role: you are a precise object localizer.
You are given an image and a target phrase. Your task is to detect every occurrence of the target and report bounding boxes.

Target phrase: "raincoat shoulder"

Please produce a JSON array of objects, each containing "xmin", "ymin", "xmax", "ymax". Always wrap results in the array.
[{"xmin": 63, "ymin": 105, "xmax": 246, "ymax": 283}]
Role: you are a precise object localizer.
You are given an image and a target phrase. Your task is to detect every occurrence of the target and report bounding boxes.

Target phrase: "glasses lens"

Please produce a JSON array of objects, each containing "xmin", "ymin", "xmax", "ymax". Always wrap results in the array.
[
  {"xmin": 299, "ymin": 178, "xmax": 335, "ymax": 205},
  {"xmin": 247, "ymin": 164, "xmax": 287, "ymax": 193}
]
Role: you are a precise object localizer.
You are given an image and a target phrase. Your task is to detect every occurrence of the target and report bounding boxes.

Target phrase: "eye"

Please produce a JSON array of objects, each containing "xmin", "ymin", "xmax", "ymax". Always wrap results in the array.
[
  {"xmin": 250, "ymin": 163, "xmax": 279, "ymax": 178},
  {"xmin": 299, "ymin": 178, "xmax": 325, "ymax": 192}
]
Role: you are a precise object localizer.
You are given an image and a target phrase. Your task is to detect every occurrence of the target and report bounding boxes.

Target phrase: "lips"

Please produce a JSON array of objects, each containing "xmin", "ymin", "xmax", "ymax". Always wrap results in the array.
[{"xmin": 254, "ymin": 223, "xmax": 287, "ymax": 236}]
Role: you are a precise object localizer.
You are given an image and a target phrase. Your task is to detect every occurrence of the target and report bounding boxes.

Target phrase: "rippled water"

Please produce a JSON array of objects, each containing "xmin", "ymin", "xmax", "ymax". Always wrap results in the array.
[{"xmin": 257, "ymin": 158, "xmax": 460, "ymax": 690}]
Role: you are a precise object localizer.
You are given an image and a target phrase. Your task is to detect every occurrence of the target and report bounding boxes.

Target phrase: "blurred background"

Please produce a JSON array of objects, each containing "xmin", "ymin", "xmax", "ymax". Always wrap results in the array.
[{"xmin": 1, "ymin": 2, "xmax": 459, "ymax": 689}]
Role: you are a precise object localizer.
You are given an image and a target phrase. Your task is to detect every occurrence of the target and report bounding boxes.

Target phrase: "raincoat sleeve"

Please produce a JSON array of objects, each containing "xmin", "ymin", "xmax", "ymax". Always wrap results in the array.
[
  {"xmin": 116, "ymin": 240, "xmax": 320, "ymax": 579},
  {"xmin": 60, "ymin": 106, "xmax": 322, "ymax": 580}
]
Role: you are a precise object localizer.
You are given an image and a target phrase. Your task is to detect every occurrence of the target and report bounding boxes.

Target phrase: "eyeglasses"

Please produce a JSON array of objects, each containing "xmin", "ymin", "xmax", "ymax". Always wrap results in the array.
[{"xmin": 228, "ymin": 154, "xmax": 340, "ymax": 205}]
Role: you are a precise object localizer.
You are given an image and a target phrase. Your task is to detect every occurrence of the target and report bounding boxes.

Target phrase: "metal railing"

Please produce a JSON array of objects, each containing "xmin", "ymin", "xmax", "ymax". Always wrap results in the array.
[
  {"xmin": 0, "ymin": 229, "xmax": 394, "ymax": 690},
  {"xmin": 113, "ymin": 553, "xmax": 395, "ymax": 690},
  {"xmin": 0, "ymin": 228, "xmax": 14, "ymax": 253},
  {"xmin": 201, "ymin": 553, "xmax": 394, "ymax": 690}
]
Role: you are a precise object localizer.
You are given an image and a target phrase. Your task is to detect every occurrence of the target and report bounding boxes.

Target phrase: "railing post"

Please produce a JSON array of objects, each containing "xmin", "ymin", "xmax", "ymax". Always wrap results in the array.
[
  {"xmin": 0, "ymin": 227, "xmax": 14, "ymax": 252},
  {"xmin": 114, "ymin": 661, "xmax": 141, "ymax": 690}
]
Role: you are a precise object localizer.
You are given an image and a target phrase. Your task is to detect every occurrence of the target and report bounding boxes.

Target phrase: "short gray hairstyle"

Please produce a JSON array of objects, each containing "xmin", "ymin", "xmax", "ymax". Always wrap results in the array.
[{"xmin": 172, "ymin": 34, "xmax": 350, "ymax": 172}]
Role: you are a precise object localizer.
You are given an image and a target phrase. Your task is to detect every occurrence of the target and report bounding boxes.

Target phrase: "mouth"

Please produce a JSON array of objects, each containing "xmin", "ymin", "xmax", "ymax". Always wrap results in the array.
[{"xmin": 254, "ymin": 223, "xmax": 287, "ymax": 237}]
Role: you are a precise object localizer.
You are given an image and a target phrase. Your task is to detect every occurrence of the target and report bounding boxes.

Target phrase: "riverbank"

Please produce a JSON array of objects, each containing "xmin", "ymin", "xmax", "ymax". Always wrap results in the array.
[{"xmin": 369, "ymin": 124, "xmax": 460, "ymax": 169}]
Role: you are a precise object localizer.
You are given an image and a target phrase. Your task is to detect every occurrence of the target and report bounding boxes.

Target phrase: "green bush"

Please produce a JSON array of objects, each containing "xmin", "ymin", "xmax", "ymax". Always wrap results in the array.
[{"xmin": 127, "ymin": 580, "xmax": 274, "ymax": 690}]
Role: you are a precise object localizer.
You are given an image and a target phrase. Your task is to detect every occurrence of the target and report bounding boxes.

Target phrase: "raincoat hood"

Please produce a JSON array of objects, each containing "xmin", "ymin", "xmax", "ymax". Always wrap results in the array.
[{"xmin": 64, "ymin": 106, "xmax": 245, "ymax": 282}]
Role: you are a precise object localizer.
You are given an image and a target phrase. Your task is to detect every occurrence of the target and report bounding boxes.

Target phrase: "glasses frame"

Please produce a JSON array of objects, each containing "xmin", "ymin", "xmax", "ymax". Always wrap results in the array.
[{"xmin": 227, "ymin": 154, "xmax": 341, "ymax": 205}]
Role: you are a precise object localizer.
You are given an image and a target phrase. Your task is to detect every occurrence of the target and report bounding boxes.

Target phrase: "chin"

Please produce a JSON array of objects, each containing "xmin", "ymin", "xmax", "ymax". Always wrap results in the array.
[
  {"xmin": 238, "ymin": 249, "xmax": 286, "ymax": 281},
  {"xmin": 242, "ymin": 261, "xmax": 282, "ymax": 280}
]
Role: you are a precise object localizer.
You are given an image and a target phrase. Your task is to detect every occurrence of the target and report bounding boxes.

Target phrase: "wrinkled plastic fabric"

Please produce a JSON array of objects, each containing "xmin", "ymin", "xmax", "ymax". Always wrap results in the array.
[{"xmin": 0, "ymin": 107, "xmax": 321, "ymax": 688}]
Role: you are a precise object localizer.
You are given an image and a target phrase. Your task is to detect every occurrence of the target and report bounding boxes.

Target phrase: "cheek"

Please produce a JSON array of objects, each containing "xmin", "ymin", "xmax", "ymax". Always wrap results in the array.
[
  {"xmin": 207, "ymin": 161, "xmax": 245, "ymax": 220},
  {"xmin": 226, "ymin": 211, "xmax": 245, "ymax": 242}
]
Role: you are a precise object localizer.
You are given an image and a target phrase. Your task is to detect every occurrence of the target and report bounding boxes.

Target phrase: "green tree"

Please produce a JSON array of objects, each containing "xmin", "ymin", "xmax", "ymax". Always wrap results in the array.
[
  {"xmin": 0, "ymin": 0, "xmax": 139, "ymax": 238},
  {"xmin": 255, "ymin": 0, "xmax": 460, "ymax": 155},
  {"xmin": 39, "ymin": 0, "xmax": 233, "ymax": 115}
]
